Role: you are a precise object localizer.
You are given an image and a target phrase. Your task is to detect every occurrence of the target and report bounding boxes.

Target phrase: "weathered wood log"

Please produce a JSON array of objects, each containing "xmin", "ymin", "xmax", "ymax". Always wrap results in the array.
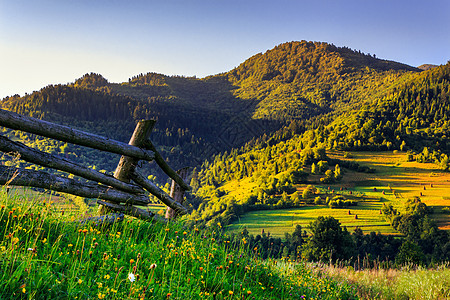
[
  {"xmin": 131, "ymin": 170, "xmax": 187, "ymax": 215},
  {"xmin": 166, "ymin": 167, "xmax": 191, "ymax": 219},
  {"xmin": 80, "ymin": 213, "xmax": 125, "ymax": 226},
  {"xmin": 99, "ymin": 120, "xmax": 155, "ymax": 215},
  {"xmin": 0, "ymin": 135, "xmax": 144, "ymax": 194},
  {"xmin": 97, "ymin": 201, "xmax": 165, "ymax": 223},
  {"xmin": 144, "ymin": 141, "xmax": 191, "ymax": 191},
  {"xmin": 0, "ymin": 166, "xmax": 150, "ymax": 205},
  {"xmin": 0, "ymin": 108, "xmax": 155, "ymax": 161}
]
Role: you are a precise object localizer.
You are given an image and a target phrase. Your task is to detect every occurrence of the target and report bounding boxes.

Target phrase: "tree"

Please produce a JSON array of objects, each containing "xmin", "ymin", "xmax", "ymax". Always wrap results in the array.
[
  {"xmin": 302, "ymin": 185, "xmax": 316, "ymax": 199},
  {"xmin": 311, "ymin": 162, "xmax": 317, "ymax": 174},
  {"xmin": 395, "ymin": 241, "xmax": 425, "ymax": 266},
  {"xmin": 302, "ymin": 216, "xmax": 355, "ymax": 262},
  {"xmin": 316, "ymin": 160, "xmax": 328, "ymax": 173},
  {"xmin": 320, "ymin": 170, "xmax": 335, "ymax": 184},
  {"xmin": 334, "ymin": 164, "xmax": 342, "ymax": 181}
]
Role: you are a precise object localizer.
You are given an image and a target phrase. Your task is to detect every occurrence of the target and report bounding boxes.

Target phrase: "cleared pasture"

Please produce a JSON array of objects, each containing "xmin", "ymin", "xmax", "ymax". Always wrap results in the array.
[{"xmin": 228, "ymin": 151, "xmax": 450, "ymax": 237}]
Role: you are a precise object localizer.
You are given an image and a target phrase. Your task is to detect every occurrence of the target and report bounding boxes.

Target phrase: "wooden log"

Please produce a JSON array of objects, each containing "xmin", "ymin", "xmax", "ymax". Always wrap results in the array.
[
  {"xmin": 0, "ymin": 108, "xmax": 155, "ymax": 161},
  {"xmin": 166, "ymin": 167, "xmax": 191, "ymax": 219},
  {"xmin": 99, "ymin": 120, "xmax": 155, "ymax": 215},
  {"xmin": 97, "ymin": 201, "xmax": 165, "ymax": 223},
  {"xmin": 144, "ymin": 141, "xmax": 191, "ymax": 191},
  {"xmin": 0, "ymin": 166, "xmax": 150, "ymax": 205},
  {"xmin": 131, "ymin": 170, "xmax": 187, "ymax": 215},
  {"xmin": 0, "ymin": 135, "xmax": 144, "ymax": 194},
  {"xmin": 80, "ymin": 213, "xmax": 125, "ymax": 226}
]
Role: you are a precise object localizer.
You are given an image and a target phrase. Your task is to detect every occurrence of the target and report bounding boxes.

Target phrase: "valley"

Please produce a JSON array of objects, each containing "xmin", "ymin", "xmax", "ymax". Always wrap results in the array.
[{"xmin": 227, "ymin": 151, "xmax": 450, "ymax": 238}]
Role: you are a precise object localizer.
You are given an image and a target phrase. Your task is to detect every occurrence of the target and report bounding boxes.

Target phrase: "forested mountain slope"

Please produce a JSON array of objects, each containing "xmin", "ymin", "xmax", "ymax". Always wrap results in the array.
[
  {"xmin": 0, "ymin": 41, "xmax": 425, "ymax": 184},
  {"xmin": 190, "ymin": 62, "xmax": 450, "ymax": 227}
]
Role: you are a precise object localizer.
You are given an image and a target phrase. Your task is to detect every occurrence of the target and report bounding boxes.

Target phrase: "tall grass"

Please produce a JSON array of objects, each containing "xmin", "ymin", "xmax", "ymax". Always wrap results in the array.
[
  {"xmin": 306, "ymin": 262, "xmax": 450, "ymax": 300},
  {"xmin": 0, "ymin": 188, "xmax": 357, "ymax": 299}
]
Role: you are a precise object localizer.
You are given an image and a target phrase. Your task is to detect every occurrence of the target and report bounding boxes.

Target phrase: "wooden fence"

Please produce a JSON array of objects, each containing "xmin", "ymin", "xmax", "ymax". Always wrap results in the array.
[{"xmin": 0, "ymin": 108, "xmax": 190, "ymax": 222}]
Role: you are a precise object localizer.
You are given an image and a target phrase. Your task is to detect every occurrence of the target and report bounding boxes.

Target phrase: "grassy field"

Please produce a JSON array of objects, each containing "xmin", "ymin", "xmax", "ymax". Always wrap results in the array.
[
  {"xmin": 228, "ymin": 151, "xmax": 450, "ymax": 238},
  {"xmin": 0, "ymin": 190, "xmax": 358, "ymax": 299},
  {"xmin": 227, "ymin": 203, "xmax": 395, "ymax": 238}
]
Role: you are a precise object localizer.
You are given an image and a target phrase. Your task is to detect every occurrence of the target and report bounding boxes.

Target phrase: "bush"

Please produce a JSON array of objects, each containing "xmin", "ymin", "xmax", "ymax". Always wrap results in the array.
[{"xmin": 314, "ymin": 196, "xmax": 322, "ymax": 205}]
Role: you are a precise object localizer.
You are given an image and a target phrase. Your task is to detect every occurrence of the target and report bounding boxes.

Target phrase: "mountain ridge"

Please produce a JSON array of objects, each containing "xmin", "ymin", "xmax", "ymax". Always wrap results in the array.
[{"xmin": 0, "ymin": 40, "xmax": 443, "ymax": 185}]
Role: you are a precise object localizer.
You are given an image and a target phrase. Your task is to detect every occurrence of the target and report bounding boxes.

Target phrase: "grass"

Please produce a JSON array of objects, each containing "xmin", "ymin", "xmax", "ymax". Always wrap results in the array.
[
  {"xmin": 227, "ymin": 203, "xmax": 396, "ymax": 238},
  {"xmin": 0, "ymin": 188, "xmax": 357, "ymax": 299},
  {"xmin": 227, "ymin": 151, "xmax": 450, "ymax": 237},
  {"xmin": 307, "ymin": 262, "xmax": 450, "ymax": 300}
]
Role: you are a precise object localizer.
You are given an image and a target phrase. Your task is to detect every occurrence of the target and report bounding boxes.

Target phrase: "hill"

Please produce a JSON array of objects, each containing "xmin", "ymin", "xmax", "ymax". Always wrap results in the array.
[
  {"xmin": 0, "ymin": 41, "xmax": 422, "ymax": 185},
  {"xmin": 418, "ymin": 64, "xmax": 439, "ymax": 71}
]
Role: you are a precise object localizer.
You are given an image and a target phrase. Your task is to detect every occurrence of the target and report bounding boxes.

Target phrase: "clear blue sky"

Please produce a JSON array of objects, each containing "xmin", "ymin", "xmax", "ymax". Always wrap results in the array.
[{"xmin": 1, "ymin": 0, "xmax": 449, "ymax": 98}]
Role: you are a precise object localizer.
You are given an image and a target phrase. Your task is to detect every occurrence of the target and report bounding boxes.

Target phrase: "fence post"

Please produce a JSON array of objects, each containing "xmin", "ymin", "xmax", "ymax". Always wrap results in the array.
[
  {"xmin": 98, "ymin": 120, "xmax": 155, "ymax": 215},
  {"xmin": 165, "ymin": 167, "xmax": 190, "ymax": 219}
]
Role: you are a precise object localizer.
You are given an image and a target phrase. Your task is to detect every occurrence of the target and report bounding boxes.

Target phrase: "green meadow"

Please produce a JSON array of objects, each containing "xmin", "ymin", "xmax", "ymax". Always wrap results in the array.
[
  {"xmin": 0, "ymin": 188, "xmax": 358, "ymax": 299},
  {"xmin": 228, "ymin": 151, "xmax": 450, "ymax": 238}
]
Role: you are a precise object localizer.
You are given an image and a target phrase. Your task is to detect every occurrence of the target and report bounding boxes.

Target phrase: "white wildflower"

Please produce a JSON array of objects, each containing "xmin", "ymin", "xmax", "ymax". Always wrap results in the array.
[{"xmin": 128, "ymin": 273, "xmax": 135, "ymax": 282}]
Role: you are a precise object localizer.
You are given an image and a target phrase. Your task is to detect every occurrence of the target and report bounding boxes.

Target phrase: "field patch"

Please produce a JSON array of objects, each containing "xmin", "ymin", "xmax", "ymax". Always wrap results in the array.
[{"xmin": 228, "ymin": 151, "xmax": 450, "ymax": 237}]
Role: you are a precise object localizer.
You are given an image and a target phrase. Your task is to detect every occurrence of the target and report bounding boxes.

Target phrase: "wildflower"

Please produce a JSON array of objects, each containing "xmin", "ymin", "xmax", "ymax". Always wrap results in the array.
[
  {"xmin": 97, "ymin": 282, "xmax": 102, "ymax": 288},
  {"xmin": 82, "ymin": 229, "xmax": 88, "ymax": 234},
  {"xmin": 78, "ymin": 279, "xmax": 83, "ymax": 284},
  {"xmin": 199, "ymin": 267, "xmax": 203, "ymax": 271},
  {"xmin": 42, "ymin": 238, "xmax": 47, "ymax": 243},
  {"xmin": 229, "ymin": 290, "xmax": 233, "ymax": 295},
  {"xmin": 247, "ymin": 291, "xmax": 252, "ymax": 295},
  {"xmin": 104, "ymin": 274, "xmax": 110, "ymax": 280},
  {"xmin": 22, "ymin": 288, "xmax": 26, "ymax": 294},
  {"xmin": 128, "ymin": 273, "xmax": 136, "ymax": 282},
  {"xmin": 27, "ymin": 248, "xmax": 34, "ymax": 251},
  {"xmin": 98, "ymin": 292, "xmax": 105, "ymax": 299},
  {"xmin": 150, "ymin": 264, "xmax": 157, "ymax": 269},
  {"xmin": 68, "ymin": 244, "xmax": 73, "ymax": 247},
  {"xmin": 165, "ymin": 228, "xmax": 170, "ymax": 232},
  {"xmin": 166, "ymin": 293, "xmax": 172, "ymax": 298},
  {"xmin": 130, "ymin": 259, "xmax": 135, "ymax": 264}
]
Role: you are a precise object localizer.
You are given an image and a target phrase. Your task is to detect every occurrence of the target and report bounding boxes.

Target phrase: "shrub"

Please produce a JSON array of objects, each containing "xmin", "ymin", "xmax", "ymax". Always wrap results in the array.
[{"xmin": 314, "ymin": 196, "xmax": 322, "ymax": 205}]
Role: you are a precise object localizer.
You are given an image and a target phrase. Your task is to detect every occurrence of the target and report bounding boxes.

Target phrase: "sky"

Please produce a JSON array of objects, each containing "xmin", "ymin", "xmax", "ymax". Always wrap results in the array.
[{"xmin": 0, "ymin": 0, "xmax": 449, "ymax": 98}]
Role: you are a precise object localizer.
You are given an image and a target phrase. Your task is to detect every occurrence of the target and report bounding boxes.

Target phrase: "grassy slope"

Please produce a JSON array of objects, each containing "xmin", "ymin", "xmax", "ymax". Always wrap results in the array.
[
  {"xmin": 0, "ymin": 189, "xmax": 357, "ymax": 299},
  {"xmin": 227, "ymin": 152, "xmax": 450, "ymax": 238}
]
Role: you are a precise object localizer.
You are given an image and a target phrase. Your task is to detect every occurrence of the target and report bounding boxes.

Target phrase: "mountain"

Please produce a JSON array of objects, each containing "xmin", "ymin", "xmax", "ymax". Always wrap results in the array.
[
  {"xmin": 418, "ymin": 64, "xmax": 439, "ymax": 71},
  {"xmin": 190, "ymin": 61, "xmax": 450, "ymax": 227},
  {"xmin": 0, "ymin": 41, "xmax": 426, "ymax": 185}
]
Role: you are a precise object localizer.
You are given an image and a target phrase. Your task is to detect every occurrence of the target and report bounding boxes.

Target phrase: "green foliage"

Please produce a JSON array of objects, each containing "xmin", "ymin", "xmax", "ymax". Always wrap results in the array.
[
  {"xmin": 302, "ymin": 185, "xmax": 316, "ymax": 199},
  {"xmin": 302, "ymin": 216, "xmax": 355, "ymax": 262},
  {"xmin": 382, "ymin": 197, "xmax": 450, "ymax": 263},
  {"xmin": 395, "ymin": 241, "xmax": 425, "ymax": 266}
]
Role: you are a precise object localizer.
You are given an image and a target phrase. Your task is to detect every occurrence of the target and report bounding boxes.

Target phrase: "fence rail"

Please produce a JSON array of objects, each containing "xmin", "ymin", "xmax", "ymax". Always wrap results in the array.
[{"xmin": 0, "ymin": 108, "xmax": 190, "ymax": 222}]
